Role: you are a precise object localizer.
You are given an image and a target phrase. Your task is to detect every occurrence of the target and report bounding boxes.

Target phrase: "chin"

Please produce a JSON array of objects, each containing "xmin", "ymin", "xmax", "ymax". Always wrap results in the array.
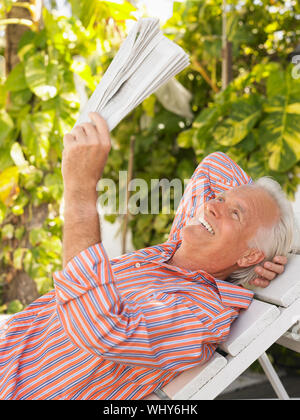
[{"xmin": 182, "ymin": 225, "xmax": 207, "ymax": 246}]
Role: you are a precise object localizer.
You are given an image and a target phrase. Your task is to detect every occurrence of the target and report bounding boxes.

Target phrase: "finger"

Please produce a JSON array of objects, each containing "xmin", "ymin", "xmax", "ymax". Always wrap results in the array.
[
  {"xmin": 89, "ymin": 112, "xmax": 109, "ymax": 133},
  {"xmin": 250, "ymin": 277, "xmax": 270, "ymax": 288},
  {"xmin": 79, "ymin": 122, "xmax": 99, "ymax": 141},
  {"xmin": 254, "ymin": 266, "xmax": 276, "ymax": 281},
  {"xmin": 263, "ymin": 261, "xmax": 285, "ymax": 275},
  {"xmin": 63, "ymin": 133, "xmax": 75, "ymax": 145},
  {"xmin": 71, "ymin": 125, "xmax": 87, "ymax": 141},
  {"xmin": 273, "ymin": 255, "xmax": 288, "ymax": 265},
  {"xmin": 89, "ymin": 112, "xmax": 111, "ymax": 149}
]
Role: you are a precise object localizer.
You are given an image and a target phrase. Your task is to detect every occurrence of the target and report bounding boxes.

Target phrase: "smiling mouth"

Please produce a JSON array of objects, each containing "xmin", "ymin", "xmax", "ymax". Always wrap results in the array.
[{"xmin": 198, "ymin": 216, "xmax": 215, "ymax": 235}]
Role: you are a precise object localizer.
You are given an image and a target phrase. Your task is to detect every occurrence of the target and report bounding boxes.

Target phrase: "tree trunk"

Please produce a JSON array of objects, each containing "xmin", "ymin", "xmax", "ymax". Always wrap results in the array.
[
  {"xmin": 221, "ymin": 0, "xmax": 233, "ymax": 90},
  {"xmin": 2, "ymin": 1, "xmax": 43, "ymax": 307},
  {"xmin": 5, "ymin": 1, "xmax": 32, "ymax": 75}
]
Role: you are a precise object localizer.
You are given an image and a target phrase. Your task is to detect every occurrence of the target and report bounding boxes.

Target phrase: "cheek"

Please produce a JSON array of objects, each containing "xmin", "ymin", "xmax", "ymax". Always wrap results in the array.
[{"xmin": 218, "ymin": 223, "xmax": 248, "ymax": 251}]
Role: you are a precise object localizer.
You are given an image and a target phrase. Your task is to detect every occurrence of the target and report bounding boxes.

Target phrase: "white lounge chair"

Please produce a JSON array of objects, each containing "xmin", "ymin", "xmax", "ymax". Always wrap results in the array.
[
  {"xmin": 144, "ymin": 252, "xmax": 300, "ymax": 400},
  {"xmin": 1, "ymin": 242, "xmax": 299, "ymax": 401}
]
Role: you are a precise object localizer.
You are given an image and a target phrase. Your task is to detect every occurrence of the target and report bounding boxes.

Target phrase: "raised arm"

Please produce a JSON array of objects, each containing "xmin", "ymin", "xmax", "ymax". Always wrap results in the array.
[{"xmin": 61, "ymin": 112, "xmax": 111, "ymax": 267}]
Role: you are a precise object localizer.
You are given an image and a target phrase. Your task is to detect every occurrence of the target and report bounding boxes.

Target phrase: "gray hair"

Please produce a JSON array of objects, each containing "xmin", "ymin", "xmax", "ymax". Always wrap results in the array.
[{"xmin": 228, "ymin": 177, "xmax": 299, "ymax": 287}]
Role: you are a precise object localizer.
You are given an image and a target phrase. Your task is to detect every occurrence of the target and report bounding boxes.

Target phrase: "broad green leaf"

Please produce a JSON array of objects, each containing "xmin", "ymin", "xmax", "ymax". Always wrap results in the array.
[
  {"xmin": 268, "ymin": 140, "xmax": 298, "ymax": 174},
  {"xmin": 0, "ymin": 166, "xmax": 19, "ymax": 206},
  {"xmin": 177, "ymin": 128, "xmax": 194, "ymax": 148},
  {"xmin": 0, "ymin": 110, "xmax": 14, "ymax": 144},
  {"xmin": 10, "ymin": 142, "xmax": 28, "ymax": 168},
  {"xmin": 258, "ymin": 74, "xmax": 300, "ymax": 172},
  {"xmin": 11, "ymin": 194, "xmax": 29, "ymax": 215},
  {"xmin": 70, "ymin": 0, "xmax": 135, "ymax": 28},
  {"xmin": 2, "ymin": 223, "xmax": 14, "ymax": 240},
  {"xmin": 5, "ymin": 62, "xmax": 27, "ymax": 92},
  {"xmin": 44, "ymin": 172, "xmax": 63, "ymax": 201},
  {"xmin": 42, "ymin": 95, "xmax": 79, "ymax": 134},
  {"xmin": 0, "ymin": 84, "xmax": 6, "ymax": 108},
  {"xmin": 153, "ymin": 214, "xmax": 169, "ymax": 232},
  {"xmin": 176, "ymin": 158, "xmax": 195, "ymax": 180},
  {"xmin": 286, "ymin": 103, "xmax": 300, "ymax": 115},
  {"xmin": 0, "ymin": 201, "xmax": 7, "ymax": 224},
  {"xmin": 23, "ymin": 249, "xmax": 33, "ymax": 274},
  {"xmin": 13, "ymin": 248, "xmax": 27, "ymax": 270},
  {"xmin": 40, "ymin": 235, "xmax": 62, "ymax": 254},
  {"xmin": 70, "ymin": 59, "xmax": 96, "ymax": 91},
  {"xmin": 29, "ymin": 228, "xmax": 49, "ymax": 246},
  {"xmin": 267, "ymin": 66, "xmax": 300, "ymax": 101},
  {"xmin": 10, "ymin": 89, "xmax": 33, "ymax": 109},
  {"xmin": 213, "ymin": 99, "xmax": 261, "ymax": 146},
  {"xmin": 193, "ymin": 106, "xmax": 223, "ymax": 148},
  {"xmin": 25, "ymin": 55, "xmax": 58, "ymax": 100},
  {"xmin": 17, "ymin": 29, "xmax": 44, "ymax": 61},
  {"xmin": 247, "ymin": 151, "xmax": 267, "ymax": 179},
  {"xmin": 142, "ymin": 95, "xmax": 156, "ymax": 118},
  {"xmin": 7, "ymin": 300, "xmax": 24, "ymax": 315},
  {"xmin": 0, "ymin": 146, "xmax": 14, "ymax": 172},
  {"xmin": 21, "ymin": 112, "xmax": 53, "ymax": 162},
  {"xmin": 35, "ymin": 276, "xmax": 54, "ymax": 296},
  {"xmin": 22, "ymin": 167, "xmax": 43, "ymax": 190},
  {"xmin": 236, "ymin": 130, "xmax": 257, "ymax": 153},
  {"xmin": 15, "ymin": 226, "xmax": 25, "ymax": 240},
  {"xmin": 105, "ymin": 1, "xmax": 136, "ymax": 20}
]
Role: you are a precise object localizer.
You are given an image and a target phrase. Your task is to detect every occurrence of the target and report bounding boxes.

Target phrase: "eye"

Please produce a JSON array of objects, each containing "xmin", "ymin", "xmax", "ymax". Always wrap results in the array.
[
  {"xmin": 232, "ymin": 209, "xmax": 240, "ymax": 220},
  {"xmin": 216, "ymin": 196, "xmax": 224, "ymax": 202}
]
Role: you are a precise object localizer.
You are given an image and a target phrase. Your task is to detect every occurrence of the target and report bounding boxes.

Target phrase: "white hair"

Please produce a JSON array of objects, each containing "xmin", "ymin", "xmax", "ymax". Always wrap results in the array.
[{"xmin": 228, "ymin": 177, "xmax": 299, "ymax": 287}]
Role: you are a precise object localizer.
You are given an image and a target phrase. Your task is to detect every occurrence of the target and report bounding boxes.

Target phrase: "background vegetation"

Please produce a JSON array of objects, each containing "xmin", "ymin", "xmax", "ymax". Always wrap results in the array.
[{"xmin": 0, "ymin": 0, "xmax": 300, "ymax": 371}]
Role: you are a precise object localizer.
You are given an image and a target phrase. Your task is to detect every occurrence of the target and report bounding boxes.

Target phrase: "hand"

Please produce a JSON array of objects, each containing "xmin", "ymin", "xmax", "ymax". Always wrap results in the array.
[
  {"xmin": 250, "ymin": 256, "xmax": 288, "ymax": 288},
  {"xmin": 62, "ymin": 112, "xmax": 111, "ymax": 192}
]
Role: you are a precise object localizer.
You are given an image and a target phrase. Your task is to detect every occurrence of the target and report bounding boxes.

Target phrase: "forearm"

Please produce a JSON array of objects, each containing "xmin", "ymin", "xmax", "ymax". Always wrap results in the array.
[{"xmin": 63, "ymin": 188, "xmax": 101, "ymax": 268}]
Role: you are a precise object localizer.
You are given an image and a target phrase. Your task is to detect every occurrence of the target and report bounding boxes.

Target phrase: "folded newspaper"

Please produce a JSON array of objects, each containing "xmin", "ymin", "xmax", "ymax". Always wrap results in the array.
[{"xmin": 75, "ymin": 18, "xmax": 190, "ymax": 131}]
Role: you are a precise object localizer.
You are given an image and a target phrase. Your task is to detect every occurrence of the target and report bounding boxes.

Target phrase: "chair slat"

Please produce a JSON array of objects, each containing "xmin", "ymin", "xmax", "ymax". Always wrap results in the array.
[
  {"xmin": 220, "ymin": 299, "xmax": 280, "ymax": 356},
  {"xmin": 161, "ymin": 352, "xmax": 227, "ymax": 400},
  {"xmin": 250, "ymin": 254, "xmax": 300, "ymax": 307},
  {"xmin": 277, "ymin": 334, "xmax": 300, "ymax": 353}
]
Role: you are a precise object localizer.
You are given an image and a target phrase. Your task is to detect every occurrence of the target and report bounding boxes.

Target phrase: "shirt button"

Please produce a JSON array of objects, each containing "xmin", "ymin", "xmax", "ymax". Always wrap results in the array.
[{"xmin": 135, "ymin": 263, "xmax": 141, "ymax": 268}]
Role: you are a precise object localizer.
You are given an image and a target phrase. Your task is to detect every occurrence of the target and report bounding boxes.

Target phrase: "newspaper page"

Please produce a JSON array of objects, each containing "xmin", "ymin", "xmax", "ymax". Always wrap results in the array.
[{"xmin": 75, "ymin": 18, "xmax": 190, "ymax": 131}]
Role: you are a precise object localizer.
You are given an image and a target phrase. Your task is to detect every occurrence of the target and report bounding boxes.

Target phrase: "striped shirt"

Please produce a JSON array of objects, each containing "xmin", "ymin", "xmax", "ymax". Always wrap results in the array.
[{"xmin": 0, "ymin": 152, "xmax": 254, "ymax": 399}]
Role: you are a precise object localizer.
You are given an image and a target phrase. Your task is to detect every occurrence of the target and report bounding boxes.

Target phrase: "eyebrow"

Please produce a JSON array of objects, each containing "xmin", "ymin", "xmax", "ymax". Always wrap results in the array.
[{"xmin": 219, "ymin": 192, "xmax": 247, "ymax": 215}]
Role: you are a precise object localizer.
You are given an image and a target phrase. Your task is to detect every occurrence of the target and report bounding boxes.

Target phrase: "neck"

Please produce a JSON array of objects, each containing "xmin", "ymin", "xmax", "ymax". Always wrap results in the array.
[{"xmin": 167, "ymin": 246, "xmax": 238, "ymax": 280}]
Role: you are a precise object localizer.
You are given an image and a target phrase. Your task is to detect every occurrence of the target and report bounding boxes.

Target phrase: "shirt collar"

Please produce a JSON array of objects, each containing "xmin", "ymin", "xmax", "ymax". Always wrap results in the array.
[
  {"xmin": 138, "ymin": 240, "xmax": 254, "ymax": 310},
  {"xmin": 211, "ymin": 277, "xmax": 254, "ymax": 309}
]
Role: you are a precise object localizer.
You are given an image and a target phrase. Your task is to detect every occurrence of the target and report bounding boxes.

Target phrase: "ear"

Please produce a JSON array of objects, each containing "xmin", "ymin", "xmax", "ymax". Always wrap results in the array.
[{"xmin": 237, "ymin": 248, "xmax": 265, "ymax": 268}]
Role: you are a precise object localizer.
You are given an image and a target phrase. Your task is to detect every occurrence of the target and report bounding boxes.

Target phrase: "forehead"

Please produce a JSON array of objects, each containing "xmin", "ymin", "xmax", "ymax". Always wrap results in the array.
[{"xmin": 226, "ymin": 185, "xmax": 279, "ymax": 224}]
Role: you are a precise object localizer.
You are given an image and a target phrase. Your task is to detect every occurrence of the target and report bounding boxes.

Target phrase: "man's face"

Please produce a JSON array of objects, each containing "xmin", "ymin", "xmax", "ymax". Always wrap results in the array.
[{"xmin": 182, "ymin": 185, "xmax": 280, "ymax": 273}]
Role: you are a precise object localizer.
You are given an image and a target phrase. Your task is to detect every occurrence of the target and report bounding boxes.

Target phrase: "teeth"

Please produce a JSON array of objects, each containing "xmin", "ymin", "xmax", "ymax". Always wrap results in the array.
[{"xmin": 198, "ymin": 217, "xmax": 215, "ymax": 235}]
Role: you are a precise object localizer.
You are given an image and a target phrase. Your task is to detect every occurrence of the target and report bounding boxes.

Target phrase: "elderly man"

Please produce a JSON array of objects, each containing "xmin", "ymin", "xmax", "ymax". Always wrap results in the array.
[{"xmin": 0, "ymin": 113, "xmax": 292, "ymax": 400}]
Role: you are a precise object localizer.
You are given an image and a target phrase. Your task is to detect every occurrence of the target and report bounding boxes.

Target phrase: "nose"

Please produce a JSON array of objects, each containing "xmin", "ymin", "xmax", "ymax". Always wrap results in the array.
[{"xmin": 206, "ymin": 198, "xmax": 223, "ymax": 218}]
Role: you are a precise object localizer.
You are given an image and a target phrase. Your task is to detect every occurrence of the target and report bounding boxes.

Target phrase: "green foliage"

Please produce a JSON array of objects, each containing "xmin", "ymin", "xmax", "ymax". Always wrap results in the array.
[
  {"xmin": 0, "ymin": 0, "xmax": 135, "ymax": 312},
  {"xmin": 6, "ymin": 299, "xmax": 24, "ymax": 314},
  {"xmin": 178, "ymin": 61, "xmax": 300, "ymax": 198}
]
